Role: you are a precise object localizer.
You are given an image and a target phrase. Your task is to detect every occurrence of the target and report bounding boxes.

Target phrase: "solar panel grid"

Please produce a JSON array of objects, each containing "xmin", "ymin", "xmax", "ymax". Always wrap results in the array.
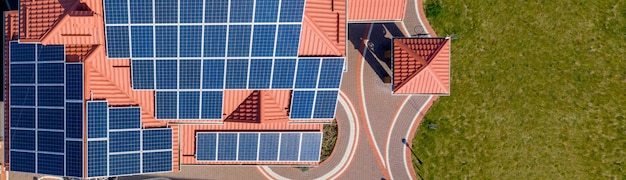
[
  {"xmin": 230, "ymin": 0, "xmax": 254, "ymax": 23},
  {"xmin": 10, "ymin": 108, "xmax": 35, "ymax": 128},
  {"xmin": 37, "ymin": 108, "xmax": 64, "ymax": 130},
  {"xmin": 37, "ymin": 153, "xmax": 64, "ymax": 176},
  {"xmin": 10, "ymin": 129, "xmax": 36, "ymax": 151},
  {"xmin": 10, "ymin": 86, "xmax": 35, "ymax": 106},
  {"xmin": 104, "ymin": 0, "xmax": 128, "ymax": 24},
  {"xmin": 109, "ymin": 131, "xmax": 141, "ymax": 152},
  {"xmin": 155, "ymin": 60, "xmax": 177, "ymax": 89},
  {"xmin": 251, "ymin": 25, "xmax": 276, "ymax": 57},
  {"xmin": 65, "ymin": 102, "xmax": 83, "ymax": 139},
  {"xmin": 313, "ymin": 91, "xmax": 339, "ymax": 119},
  {"xmin": 156, "ymin": 91, "xmax": 177, "ymax": 119},
  {"xmin": 37, "ymin": 131, "xmax": 65, "ymax": 153},
  {"xmin": 155, "ymin": 0, "xmax": 178, "ymax": 23},
  {"xmin": 201, "ymin": 91, "xmax": 223, "ymax": 119},
  {"xmin": 65, "ymin": 64, "xmax": 84, "ymax": 100},
  {"xmin": 10, "ymin": 42, "xmax": 35, "ymax": 62},
  {"xmin": 179, "ymin": 60, "xmax": 201, "ymax": 89},
  {"xmin": 180, "ymin": 0, "xmax": 203, "ymax": 23},
  {"xmin": 109, "ymin": 108, "xmax": 141, "ymax": 130},
  {"xmin": 295, "ymin": 58, "xmax": 320, "ymax": 89},
  {"xmin": 37, "ymin": 86, "xmax": 65, "ymax": 107},
  {"xmin": 205, "ymin": 0, "xmax": 228, "ymax": 23},
  {"xmin": 290, "ymin": 91, "xmax": 315, "ymax": 119},
  {"xmin": 37, "ymin": 63, "xmax": 64, "ymax": 84},
  {"xmin": 179, "ymin": 91, "xmax": 200, "ymax": 119},
  {"xmin": 65, "ymin": 140, "xmax": 83, "ymax": 177},
  {"xmin": 227, "ymin": 25, "xmax": 252, "ymax": 57},
  {"xmin": 248, "ymin": 59, "xmax": 272, "ymax": 89},
  {"xmin": 109, "ymin": 153, "xmax": 141, "ymax": 176},
  {"xmin": 255, "ymin": 0, "xmax": 280, "ymax": 22},
  {"xmin": 10, "ymin": 63, "xmax": 35, "ymax": 84},
  {"xmin": 10, "ymin": 151, "xmax": 36, "ymax": 172},
  {"xmin": 279, "ymin": 0, "xmax": 306, "ymax": 22},
  {"xmin": 196, "ymin": 132, "xmax": 322, "ymax": 162},
  {"xmin": 37, "ymin": 45, "xmax": 65, "ymax": 62},
  {"xmin": 225, "ymin": 59, "xmax": 249, "ymax": 89},
  {"xmin": 179, "ymin": 26, "xmax": 202, "ymax": 58},
  {"xmin": 203, "ymin": 26, "xmax": 227, "ymax": 57},
  {"xmin": 271, "ymin": 59, "xmax": 296, "ymax": 89},
  {"xmin": 155, "ymin": 26, "xmax": 178, "ymax": 57},
  {"xmin": 131, "ymin": 60, "xmax": 154, "ymax": 89},
  {"xmin": 275, "ymin": 25, "xmax": 301, "ymax": 56},
  {"xmin": 143, "ymin": 151, "xmax": 173, "ymax": 173},
  {"xmin": 87, "ymin": 102, "xmax": 108, "ymax": 138},
  {"xmin": 87, "ymin": 140, "xmax": 108, "ymax": 177},
  {"xmin": 142, "ymin": 129, "xmax": 173, "ymax": 151},
  {"xmin": 202, "ymin": 60, "xmax": 225, "ymax": 89},
  {"xmin": 130, "ymin": 0, "xmax": 153, "ymax": 24},
  {"xmin": 105, "ymin": 26, "xmax": 130, "ymax": 58},
  {"xmin": 131, "ymin": 26, "xmax": 154, "ymax": 58}
]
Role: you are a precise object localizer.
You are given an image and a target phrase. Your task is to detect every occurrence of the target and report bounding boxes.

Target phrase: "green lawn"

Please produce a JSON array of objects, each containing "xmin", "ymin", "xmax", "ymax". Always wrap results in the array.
[{"xmin": 412, "ymin": 0, "xmax": 626, "ymax": 179}]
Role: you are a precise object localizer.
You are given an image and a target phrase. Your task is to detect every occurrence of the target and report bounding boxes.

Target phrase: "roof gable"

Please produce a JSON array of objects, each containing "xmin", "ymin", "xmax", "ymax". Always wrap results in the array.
[
  {"xmin": 224, "ymin": 90, "xmax": 290, "ymax": 123},
  {"xmin": 393, "ymin": 38, "xmax": 450, "ymax": 94},
  {"xmin": 298, "ymin": 0, "xmax": 346, "ymax": 56}
]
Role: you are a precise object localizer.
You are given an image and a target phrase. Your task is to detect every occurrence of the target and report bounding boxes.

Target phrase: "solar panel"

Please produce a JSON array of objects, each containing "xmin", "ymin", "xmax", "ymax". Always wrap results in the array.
[
  {"xmin": 87, "ymin": 101, "xmax": 108, "ymax": 138},
  {"xmin": 87, "ymin": 140, "xmax": 108, "ymax": 177},
  {"xmin": 180, "ymin": 0, "xmax": 203, "ymax": 23},
  {"xmin": 258, "ymin": 133, "xmax": 279, "ymax": 161},
  {"xmin": 217, "ymin": 133, "xmax": 238, "ymax": 161},
  {"xmin": 142, "ymin": 129, "xmax": 173, "ymax": 151},
  {"xmin": 313, "ymin": 90, "xmax": 339, "ymax": 119},
  {"xmin": 103, "ymin": 0, "xmax": 128, "ymax": 24},
  {"xmin": 10, "ymin": 108, "xmax": 35, "ymax": 128},
  {"xmin": 180, "ymin": 26, "xmax": 202, "ymax": 57},
  {"xmin": 290, "ymin": 91, "xmax": 315, "ymax": 119},
  {"xmin": 317, "ymin": 58, "xmax": 344, "ymax": 89},
  {"xmin": 248, "ymin": 59, "xmax": 272, "ymax": 89},
  {"xmin": 155, "ymin": 60, "xmax": 178, "ymax": 89},
  {"xmin": 238, "ymin": 133, "xmax": 259, "ymax": 161},
  {"xmin": 37, "ymin": 45, "xmax": 65, "ymax": 61},
  {"xmin": 10, "ymin": 63, "xmax": 35, "ymax": 84},
  {"xmin": 10, "ymin": 129, "xmax": 35, "ymax": 150},
  {"xmin": 255, "ymin": 0, "xmax": 280, "ymax": 22},
  {"xmin": 37, "ymin": 63, "xmax": 64, "ymax": 84},
  {"xmin": 196, "ymin": 133, "xmax": 217, "ymax": 161},
  {"xmin": 65, "ymin": 102, "xmax": 84, "ymax": 139},
  {"xmin": 203, "ymin": 26, "xmax": 227, "ymax": 57},
  {"xmin": 227, "ymin": 25, "xmax": 252, "ymax": 57},
  {"xmin": 37, "ymin": 108, "xmax": 64, "ymax": 130},
  {"xmin": 275, "ymin": 25, "xmax": 301, "ymax": 56},
  {"xmin": 225, "ymin": 59, "xmax": 249, "ymax": 89},
  {"xmin": 37, "ymin": 153, "xmax": 64, "ymax": 176},
  {"xmin": 179, "ymin": 60, "xmax": 201, "ymax": 89},
  {"xmin": 201, "ymin": 91, "xmax": 223, "ymax": 119},
  {"xmin": 65, "ymin": 64, "xmax": 84, "ymax": 100},
  {"xmin": 251, "ymin": 25, "xmax": 276, "ymax": 57},
  {"xmin": 196, "ymin": 132, "xmax": 321, "ymax": 162},
  {"xmin": 131, "ymin": 26, "xmax": 154, "ymax": 58},
  {"xmin": 130, "ymin": 0, "xmax": 153, "ymax": 24},
  {"xmin": 109, "ymin": 153, "xmax": 141, "ymax": 176},
  {"xmin": 10, "ymin": 151, "xmax": 35, "ymax": 173},
  {"xmin": 279, "ymin": 0, "xmax": 306, "ymax": 22},
  {"xmin": 295, "ymin": 58, "xmax": 320, "ymax": 88},
  {"xmin": 155, "ymin": 26, "xmax": 178, "ymax": 57},
  {"xmin": 205, "ymin": 0, "xmax": 228, "ymax": 23},
  {"xmin": 271, "ymin": 59, "xmax": 296, "ymax": 89},
  {"xmin": 131, "ymin": 60, "xmax": 154, "ymax": 89},
  {"xmin": 105, "ymin": 26, "xmax": 130, "ymax": 58},
  {"xmin": 37, "ymin": 86, "xmax": 64, "ymax": 107},
  {"xmin": 109, "ymin": 131, "xmax": 141, "ymax": 152},
  {"xmin": 37, "ymin": 131, "xmax": 64, "ymax": 153},
  {"xmin": 202, "ymin": 60, "xmax": 225, "ymax": 89},
  {"xmin": 179, "ymin": 91, "xmax": 200, "ymax": 119},
  {"xmin": 109, "ymin": 107, "xmax": 141, "ymax": 130},
  {"xmin": 230, "ymin": 0, "xmax": 254, "ymax": 22},
  {"xmin": 142, "ymin": 151, "xmax": 173, "ymax": 173},
  {"xmin": 155, "ymin": 0, "xmax": 177, "ymax": 23},
  {"xmin": 279, "ymin": 133, "xmax": 301, "ymax": 161},
  {"xmin": 10, "ymin": 86, "xmax": 35, "ymax": 106},
  {"xmin": 10, "ymin": 42, "xmax": 35, "ymax": 62},
  {"xmin": 299, "ymin": 133, "xmax": 322, "ymax": 161},
  {"xmin": 65, "ymin": 140, "xmax": 83, "ymax": 177},
  {"xmin": 156, "ymin": 91, "xmax": 177, "ymax": 119}
]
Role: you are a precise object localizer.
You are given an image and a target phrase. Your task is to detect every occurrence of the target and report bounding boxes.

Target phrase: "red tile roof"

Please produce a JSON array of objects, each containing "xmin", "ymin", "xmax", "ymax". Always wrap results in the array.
[
  {"xmin": 393, "ymin": 37, "xmax": 451, "ymax": 94},
  {"xmin": 19, "ymin": 0, "xmax": 79, "ymax": 40},
  {"xmin": 347, "ymin": 0, "xmax": 406, "ymax": 21},
  {"xmin": 298, "ymin": 0, "xmax": 346, "ymax": 56},
  {"xmin": 223, "ymin": 90, "xmax": 291, "ymax": 123}
]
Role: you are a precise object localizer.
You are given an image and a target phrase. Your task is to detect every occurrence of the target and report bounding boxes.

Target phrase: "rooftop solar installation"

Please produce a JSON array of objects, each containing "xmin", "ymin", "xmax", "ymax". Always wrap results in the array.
[
  {"xmin": 105, "ymin": 0, "xmax": 343, "ymax": 120},
  {"xmin": 86, "ymin": 100, "xmax": 173, "ymax": 178},
  {"xmin": 196, "ymin": 132, "xmax": 322, "ymax": 162},
  {"xmin": 8, "ymin": 42, "xmax": 85, "ymax": 178}
]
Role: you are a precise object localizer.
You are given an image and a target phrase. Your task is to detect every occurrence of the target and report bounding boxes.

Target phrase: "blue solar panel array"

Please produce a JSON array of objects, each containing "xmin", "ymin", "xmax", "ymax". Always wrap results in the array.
[
  {"xmin": 103, "ymin": 0, "xmax": 344, "ymax": 120},
  {"xmin": 86, "ymin": 100, "xmax": 173, "ymax": 178},
  {"xmin": 196, "ymin": 132, "xmax": 322, "ymax": 162},
  {"xmin": 8, "ymin": 42, "xmax": 85, "ymax": 178}
]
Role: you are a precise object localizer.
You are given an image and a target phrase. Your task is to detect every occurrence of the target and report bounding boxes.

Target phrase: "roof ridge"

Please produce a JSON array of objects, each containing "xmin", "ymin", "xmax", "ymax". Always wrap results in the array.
[
  {"xmin": 302, "ymin": 14, "xmax": 343, "ymax": 55},
  {"xmin": 394, "ymin": 38, "xmax": 449, "ymax": 92},
  {"xmin": 425, "ymin": 67, "xmax": 448, "ymax": 93},
  {"xmin": 259, "ymin": 91, "xmax": 289, "ymax": 123}
]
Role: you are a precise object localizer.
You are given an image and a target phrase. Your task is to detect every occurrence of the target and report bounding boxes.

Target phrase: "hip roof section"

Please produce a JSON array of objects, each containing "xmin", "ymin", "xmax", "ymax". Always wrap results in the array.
[
  {"xmin": 393, "ymin": 37, "xmax": 450, "ymax": 95},
  {"xmin": 298, "ymin": 0, "xmax": 347, "ymax": 56}
]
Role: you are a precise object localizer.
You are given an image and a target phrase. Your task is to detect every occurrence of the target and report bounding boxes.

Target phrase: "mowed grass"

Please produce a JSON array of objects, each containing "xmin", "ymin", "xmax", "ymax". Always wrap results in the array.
[{"xmin": 412, "ymin": 0, "xmax": 626, "ymax": 179}]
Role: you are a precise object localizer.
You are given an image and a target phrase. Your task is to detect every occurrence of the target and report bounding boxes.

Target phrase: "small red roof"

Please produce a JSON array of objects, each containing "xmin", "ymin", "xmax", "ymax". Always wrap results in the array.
[
  {"xmin": 347, "ymin": 0, "xmax": 406, "ymax": 21},
  {"xmin": 392, "ymin": 37, "xmax": 451, "ymax": 95}
]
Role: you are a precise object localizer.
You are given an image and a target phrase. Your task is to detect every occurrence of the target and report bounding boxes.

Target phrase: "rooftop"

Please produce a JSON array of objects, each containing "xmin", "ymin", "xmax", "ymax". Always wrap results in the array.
[{"xmin": 392, "ymin": 37, "xmax": 451, "ymax": 95}]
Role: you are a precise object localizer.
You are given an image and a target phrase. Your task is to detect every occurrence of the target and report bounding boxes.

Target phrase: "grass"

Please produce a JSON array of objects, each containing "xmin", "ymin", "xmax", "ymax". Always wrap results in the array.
[
  {"xmin": 412, "ymin": 0, "xmax": 626, "ymax": 179},
  {"xmin": 320, "ymin": 119, "xmax": 338, "ymax": 162}
]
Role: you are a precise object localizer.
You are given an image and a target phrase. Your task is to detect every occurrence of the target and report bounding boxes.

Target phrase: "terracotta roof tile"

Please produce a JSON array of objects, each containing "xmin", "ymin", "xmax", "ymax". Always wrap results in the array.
[
  {"xmin": 299, "ymin": 0, "xmax": 346, "ymax": 56},
  {"xmin": 19, "ymin": 0, "xmax": 78, "ymax": 40},
  {"xmin": 393, "ymin": 38, "xmax": 450, "ymax": 94},
  {"xmin": 348, "ymin": 0, "xmax": 406, "ymax": 21}
]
